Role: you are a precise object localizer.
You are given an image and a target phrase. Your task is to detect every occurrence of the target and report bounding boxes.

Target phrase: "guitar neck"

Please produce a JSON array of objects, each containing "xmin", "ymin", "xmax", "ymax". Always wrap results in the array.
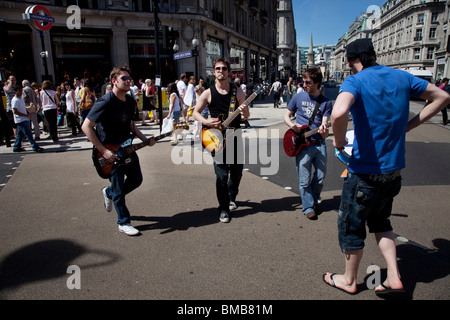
[
  {"xmin": 118, "ymin": 132, "xmax": 172, "ymax": 156},
  {"xmin": 304, "ymin": 122, "xmax": 332, "ymax": 138},
  {"xmin": 221, "ymin": 86, "xmax": 268, "ymax": 128}
]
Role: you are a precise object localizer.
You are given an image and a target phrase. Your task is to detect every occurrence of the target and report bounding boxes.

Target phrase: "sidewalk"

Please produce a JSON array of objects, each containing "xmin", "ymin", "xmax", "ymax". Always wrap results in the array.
[
  {"xmin": 1, "ymin": 97, "xmax": 445, "ymax": 155},
  {"xmin": 0, "ymin": 99, "xmax": 287, "ymax": 155}
]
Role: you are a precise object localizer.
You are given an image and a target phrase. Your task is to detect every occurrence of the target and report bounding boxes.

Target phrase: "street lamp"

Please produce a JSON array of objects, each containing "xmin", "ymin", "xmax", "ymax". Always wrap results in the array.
[
  {"xmin": 192, "ymin": 36, "xmax": 199, "ymax": 79},
  {"xmin": 173, "ymin": 41, "xmax": 179, "ymax": 53}
]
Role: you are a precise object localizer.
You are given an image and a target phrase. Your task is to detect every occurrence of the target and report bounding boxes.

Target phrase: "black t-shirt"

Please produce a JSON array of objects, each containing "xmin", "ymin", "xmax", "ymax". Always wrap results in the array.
[{"xmin": 87, "ymin": 91, "xmax": 135, "ymax": 145}]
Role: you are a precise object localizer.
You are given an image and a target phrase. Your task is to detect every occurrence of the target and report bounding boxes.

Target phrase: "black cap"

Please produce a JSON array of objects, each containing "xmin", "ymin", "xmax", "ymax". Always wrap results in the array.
[{"xmin": 346, "ymin": 38, "xmax": 376, "ymax": 61}]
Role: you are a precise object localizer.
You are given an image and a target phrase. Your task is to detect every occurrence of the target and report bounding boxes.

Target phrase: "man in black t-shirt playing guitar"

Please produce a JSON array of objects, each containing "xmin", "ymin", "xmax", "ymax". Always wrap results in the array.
[
  {"xmin": 82, "ymin": 66, "xmax": 155, "ymax": 236},
  {"xmin": 193, "ymin": 58, "xmax": 250, "ymax": 223}
]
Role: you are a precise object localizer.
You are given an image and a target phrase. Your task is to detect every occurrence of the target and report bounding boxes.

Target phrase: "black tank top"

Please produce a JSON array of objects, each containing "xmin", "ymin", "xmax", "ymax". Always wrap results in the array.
[{"xmin": 210, "ymin": 82, "xmax": 241, "ymax": 129}]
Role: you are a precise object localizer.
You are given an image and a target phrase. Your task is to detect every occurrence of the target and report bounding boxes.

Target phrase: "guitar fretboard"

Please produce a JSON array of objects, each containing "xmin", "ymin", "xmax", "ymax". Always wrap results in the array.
[
  {"xmin": 222, "ymin": 85, "xmax": 269, "ymax": 128},
  {"xmin": 304, "ymin": 122, "xmax": 332, "ymax": 138}
]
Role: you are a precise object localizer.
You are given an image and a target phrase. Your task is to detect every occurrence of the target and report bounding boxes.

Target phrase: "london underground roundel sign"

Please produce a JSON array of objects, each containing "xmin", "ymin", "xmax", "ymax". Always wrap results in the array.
[{"xmin": 23, "ymin": 5, "xmax": 55, "ymax": 31}]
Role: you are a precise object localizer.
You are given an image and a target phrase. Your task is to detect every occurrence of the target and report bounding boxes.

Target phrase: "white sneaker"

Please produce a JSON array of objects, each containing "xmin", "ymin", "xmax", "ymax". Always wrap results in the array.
[
  {"xmin": 102, "ymin": 187, "xmax": 112, "ymax": 212},
  {"xmin": 118, "ymin": 224, "xmax": 140, "ymax": 236},
  {"xmin": 229, "ymin": 201, "xmax": 238, "ymax": 211}
]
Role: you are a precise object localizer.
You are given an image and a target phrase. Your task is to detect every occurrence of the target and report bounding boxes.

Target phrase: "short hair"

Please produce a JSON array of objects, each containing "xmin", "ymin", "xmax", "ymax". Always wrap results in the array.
[
  {"xmin": 303, "ymin": 67, "xmax": 323, "ymax": 86},
  {"xmin": 110, "ymin": 65, "xmax": 131, "ymax": 81},
  {"xmin": 213, "ymin": 57, "xmax": 231, "ymax": 72},
  {"xmin": 22, "ymin": 80, "xmax": 30, "ymax": 87}
]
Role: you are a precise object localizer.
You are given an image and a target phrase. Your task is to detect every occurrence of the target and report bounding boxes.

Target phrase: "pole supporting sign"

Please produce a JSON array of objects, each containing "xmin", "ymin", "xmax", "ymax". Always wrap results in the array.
[{"xmin": 22, "ymin": 5, "xmax": 55, "ymax": 31}]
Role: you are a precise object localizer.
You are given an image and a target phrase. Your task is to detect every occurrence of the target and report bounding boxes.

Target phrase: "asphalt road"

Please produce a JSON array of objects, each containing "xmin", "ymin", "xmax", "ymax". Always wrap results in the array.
[{"xmin": 0, "ymin": 88, "xmax": 448, "ymax": 308}]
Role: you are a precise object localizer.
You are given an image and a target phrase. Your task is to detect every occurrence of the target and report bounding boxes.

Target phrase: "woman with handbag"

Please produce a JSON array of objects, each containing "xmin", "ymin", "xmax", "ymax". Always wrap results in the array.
[
  {"xmin": 79, "ymin": 80, "xmax": 96, "ymax": 124},
  {"xmin": 40, "ymin": 80, "xmax": 60, "ymax": 142}
]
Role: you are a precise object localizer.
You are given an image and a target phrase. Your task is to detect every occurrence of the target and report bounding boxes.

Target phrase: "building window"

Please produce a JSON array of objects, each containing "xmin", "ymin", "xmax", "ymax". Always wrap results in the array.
[
  {"xmin": 414, "ymin": 48, "xmax": 421, "ymax": 60},
  {"xmin": 417, "ymin": 13, "xmax": 424, "ymax": 25},
  {"xmin": 415, "ymin": 29, "xmax": 423, "ymax": 41},
  {"xmin": 430, "ymin": 28, "xmax": 437, "ymax": 39},
  {"xmin": 431, "ymin": 12, "xmax": 439, "ymax": 22},
  {"xmin": 427, "ymin": 47, "xmax": 434, "ymax": 59}
]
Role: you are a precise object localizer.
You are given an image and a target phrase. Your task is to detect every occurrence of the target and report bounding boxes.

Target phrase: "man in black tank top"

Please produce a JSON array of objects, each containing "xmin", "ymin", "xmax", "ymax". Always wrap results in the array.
[{"xmin": 193, "ymin": 58, "xmax": 250, "ymax": 223}]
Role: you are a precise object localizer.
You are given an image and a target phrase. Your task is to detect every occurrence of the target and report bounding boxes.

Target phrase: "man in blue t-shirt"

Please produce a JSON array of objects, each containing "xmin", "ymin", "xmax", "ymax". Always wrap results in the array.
[
  {"xmin": 323, "ymin": 39, "xmax": 450, "ymax": 297},
  {"xmin": 284, "ymin": 67, "xmax": 333, "ymax": 220}
]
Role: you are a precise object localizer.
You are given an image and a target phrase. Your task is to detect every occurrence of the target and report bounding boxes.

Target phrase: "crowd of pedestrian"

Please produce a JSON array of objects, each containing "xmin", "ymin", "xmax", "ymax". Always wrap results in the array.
[{"xmin": 0, "ymin": 72, "xmax": 165, "ymax": 151}]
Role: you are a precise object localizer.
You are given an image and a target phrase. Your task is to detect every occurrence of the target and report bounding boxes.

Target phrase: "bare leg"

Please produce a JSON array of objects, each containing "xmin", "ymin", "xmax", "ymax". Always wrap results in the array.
[
  {"xmin": 374, "ymin": 231, "xmax": 404, "ymax": 291},
  {"xmin": 323, "ymin": 249, "xmax": 362, "ymax": 294}
]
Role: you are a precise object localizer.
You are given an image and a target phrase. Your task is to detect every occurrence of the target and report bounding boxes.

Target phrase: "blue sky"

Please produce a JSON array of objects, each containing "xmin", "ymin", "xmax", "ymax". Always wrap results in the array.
[{"xmin": 293, "ymin": 0, "xmax": 388, "ymax": 47}]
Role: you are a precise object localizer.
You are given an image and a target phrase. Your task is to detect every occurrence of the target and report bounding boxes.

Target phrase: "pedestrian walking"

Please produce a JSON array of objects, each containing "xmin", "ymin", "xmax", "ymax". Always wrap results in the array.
[
  {"xmin": 22, "ymin": 79, "xmax": 40, "ymax": 140},
  {"xmin": 325, "ymin": 38, "xmax": 450, "ymax": 297},
  {"xmin": 283, "ymin": 67, "xmax": 333, "ymax": 220},
  {"xmin": 11, "ymin": 85, "xmax": 43, "ymax": 152},
  {"xmin": 64, "ymin": 82, "xmax": 82, "ymax": 136},
  {"xmin": 82, "ymin": 65, "xmax": 156, "ymax": 236},
  {"xmin": 166, "ymin": 82, "xmax": 182, "ymax": 145},
  {"xmin": 79, "ymin": 80, "xmax": 95, "ymax": 124},
  {"xmin": 268, "ymin": 78, "xmax": 283, "ymax": 108},
  {"xmin": 3, "ymin": 75, "xmax": 17, "ymax": 137},
  {"xmin": 40, "ymin": 80, "xmax": 60, "ymax": 142},
  {"xmin": 193, "ymin": 57, "xmax": 250, "ymax": 223}
]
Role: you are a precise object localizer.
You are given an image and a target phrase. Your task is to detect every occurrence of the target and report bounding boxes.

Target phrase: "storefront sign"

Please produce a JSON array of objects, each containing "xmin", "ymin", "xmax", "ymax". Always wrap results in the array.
[{"xmin": 22, "ymin": 5, "xmax": 55, "ymax": 31}]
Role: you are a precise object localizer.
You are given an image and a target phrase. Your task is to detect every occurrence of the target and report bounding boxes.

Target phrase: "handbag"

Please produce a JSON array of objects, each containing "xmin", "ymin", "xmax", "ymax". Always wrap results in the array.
[{"xmin": 25, "ymin": 102, "xmax": 37, "ymax": 113}]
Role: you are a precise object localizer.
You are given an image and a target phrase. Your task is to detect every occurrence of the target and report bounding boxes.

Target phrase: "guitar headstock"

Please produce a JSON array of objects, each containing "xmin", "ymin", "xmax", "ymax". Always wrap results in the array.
[
  {"xmin": 255, "ymin": 83, "xmax": 270, "ymax": 95},
  {"xmin": 174, "ymin": 124, "xmax": 189, "ymax": 131}
]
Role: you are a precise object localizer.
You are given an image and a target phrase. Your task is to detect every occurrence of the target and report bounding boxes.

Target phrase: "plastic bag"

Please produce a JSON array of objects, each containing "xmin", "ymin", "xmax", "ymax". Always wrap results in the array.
[{"xmin": 161, "ymin": 117, "xmax": 174, "ymax": 135}]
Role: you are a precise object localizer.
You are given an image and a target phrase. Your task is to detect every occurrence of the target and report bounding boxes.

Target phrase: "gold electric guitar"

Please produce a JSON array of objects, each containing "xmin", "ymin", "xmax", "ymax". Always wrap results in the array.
[{"xmin": 201, "ymin": 83, "xmax": 269, "ymax": 154}]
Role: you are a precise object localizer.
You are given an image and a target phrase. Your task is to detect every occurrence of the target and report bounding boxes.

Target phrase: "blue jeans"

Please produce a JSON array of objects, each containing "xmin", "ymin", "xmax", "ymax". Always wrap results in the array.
[
  {"xmin": 338, "ymin": 171, "xmax": 402, "ymax": 253},
  {"xmin": 13, "ymin": 120, "xmax": 40, "ymax": 151},
  {"xmin": 213, "ymin": 162, "xmax": 243, "ymax": 212},
  {"xmin": 104, "ymin": 153, "xmax": 143, "ymax": 225},
  {"xmin": 295, "ymin": 141, "xmax": 327, "ymax": 215}
]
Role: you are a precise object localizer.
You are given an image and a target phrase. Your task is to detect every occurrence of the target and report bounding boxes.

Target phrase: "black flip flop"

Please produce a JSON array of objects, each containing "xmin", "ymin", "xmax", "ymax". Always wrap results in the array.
[
  {"xmin": 322, "ymin": 273, "xmax": 357, "ymax": 295},
  {"xmin": 375, "ymin": 283, "xmax": 406, "ymax": 297}
]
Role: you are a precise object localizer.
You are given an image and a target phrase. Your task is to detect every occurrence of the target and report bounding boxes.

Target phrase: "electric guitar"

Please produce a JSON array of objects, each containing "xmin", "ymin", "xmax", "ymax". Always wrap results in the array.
[
  {"xmin": 283, "ymin": 122, "xmax": 331, "ymax": 157},
  {"xmin": 201, "ymin": 83, "xmax": 270, "ymax": 154},
  {"xmin": 92, "ymin": 124, "xmax": 189, "ymax": 179}
]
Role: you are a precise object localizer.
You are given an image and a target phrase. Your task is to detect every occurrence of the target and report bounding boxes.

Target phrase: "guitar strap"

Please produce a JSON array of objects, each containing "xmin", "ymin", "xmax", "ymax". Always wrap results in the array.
[
  {"xmin": 308, "ymin": 94, "xmax": 324, "ymax": 127},
  {"xmin": 228, "ymin": 84, "xmax": 238, "ymax": 115}
]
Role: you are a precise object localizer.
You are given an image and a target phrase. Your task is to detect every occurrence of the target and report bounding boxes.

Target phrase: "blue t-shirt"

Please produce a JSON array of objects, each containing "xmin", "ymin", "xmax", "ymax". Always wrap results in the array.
[
  {"xmin": 339, "ymin": 65, "xmax": 428, "ymax": 174},
  {"xmin": 287, "ymin": 92, "xmax": 333, "ymax": 142}
]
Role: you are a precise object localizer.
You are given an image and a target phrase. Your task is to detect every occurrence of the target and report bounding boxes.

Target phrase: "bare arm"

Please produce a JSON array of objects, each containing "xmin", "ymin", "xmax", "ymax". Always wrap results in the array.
[
  {"xmin": 82, "ymin": 118, "xmax": 116, "ymax": 162},
  {"xmin": 407, "ymin": 83, "xmax": 450, "ymax": 132},
  {"xmin": 236, "ymin": 87, "xmax": 250, "ymax": 119},
  {"xmin": 331, "ymin": 92, "xmax": 355, "ymax": 149}
]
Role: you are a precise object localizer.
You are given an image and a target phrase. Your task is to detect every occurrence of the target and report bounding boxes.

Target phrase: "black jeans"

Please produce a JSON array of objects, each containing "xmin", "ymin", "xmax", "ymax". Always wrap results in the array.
[
  {"xmin": 44, "ymin": 108, "xmax": 58, "ymax": 141},
  {"xmin": 213, "ymin": 162, "xmax": 243, "ymax": 213}
]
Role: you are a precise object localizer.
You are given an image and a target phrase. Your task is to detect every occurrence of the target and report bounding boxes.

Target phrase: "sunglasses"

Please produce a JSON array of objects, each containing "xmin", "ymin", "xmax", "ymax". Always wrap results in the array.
[
  {"xmin": 215, "ymin": 66, "xmax": 228, "ymax": 71},
  {"xmin": 120, "ymin": 76, "xmax": 132, "ymax": 81},
  {"xmin": 303, "ymin": 80, "xmax": 313, "ymax": 85}
]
